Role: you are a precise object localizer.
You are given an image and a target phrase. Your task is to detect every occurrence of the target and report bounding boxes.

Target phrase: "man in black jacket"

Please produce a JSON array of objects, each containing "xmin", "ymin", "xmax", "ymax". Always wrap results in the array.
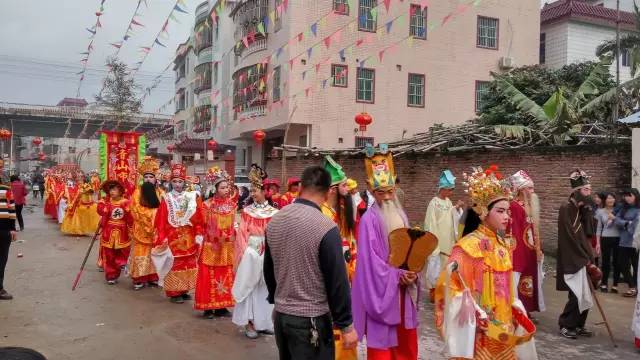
[{"xmin": 0, "ymin": 178, "xmax": 18, "ymax": 300}]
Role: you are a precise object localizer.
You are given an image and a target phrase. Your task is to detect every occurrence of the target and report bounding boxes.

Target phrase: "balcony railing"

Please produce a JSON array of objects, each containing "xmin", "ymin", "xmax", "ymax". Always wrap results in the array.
[
  {"xmin": 194, "ymin": 63, "xmax": 212, "ymax": 94},
  {"xmin": 193, "ymin": 105, "xmax": 212, "ymax": 133},
  {"xmin": 243, "ymin": 36, "xmax": 268, "ymax": 57}
]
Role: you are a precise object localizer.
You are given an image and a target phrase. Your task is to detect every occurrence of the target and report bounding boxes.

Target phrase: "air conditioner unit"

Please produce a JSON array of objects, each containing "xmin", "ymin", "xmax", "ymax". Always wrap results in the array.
[{"xmin": 499, "ymin": 57, "xmax": 514, "ymax": 69}]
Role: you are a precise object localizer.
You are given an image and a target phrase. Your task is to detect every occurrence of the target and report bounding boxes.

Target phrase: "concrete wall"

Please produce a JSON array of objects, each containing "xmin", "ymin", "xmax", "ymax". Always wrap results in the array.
[
  {"xmin": 541, "ymin": 21, "xmax": 569, "ymax": 69},
  {"xmin": 265, "ymin": 144, "xmax": 631, "ymax": 255}
]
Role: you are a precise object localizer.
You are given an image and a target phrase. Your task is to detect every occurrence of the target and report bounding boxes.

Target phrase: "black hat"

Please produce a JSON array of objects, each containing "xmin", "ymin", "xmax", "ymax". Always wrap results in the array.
[{"xmin": 569, "ymin": 169, "xmax": 591, "ymax": 191}]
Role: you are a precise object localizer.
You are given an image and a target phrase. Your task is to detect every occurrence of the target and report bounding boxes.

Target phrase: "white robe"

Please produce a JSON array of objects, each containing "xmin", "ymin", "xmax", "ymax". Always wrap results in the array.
[
  {"xmin": 232, "ymin": 235, "xmax": 274, "ymax": 332},
  {"xmin": 423, "ymin": 196, "xmax": 462, "ymax": 289},
  {"xmin": 57, "ymin": 198, "xmax": 67, "ymax": 224}
]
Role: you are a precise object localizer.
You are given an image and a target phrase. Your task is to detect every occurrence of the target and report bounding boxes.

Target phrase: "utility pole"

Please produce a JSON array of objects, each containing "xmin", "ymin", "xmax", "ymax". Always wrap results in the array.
[{"xmin": 613, "ymin": 0, "xmax": 621, "ymax": 142}]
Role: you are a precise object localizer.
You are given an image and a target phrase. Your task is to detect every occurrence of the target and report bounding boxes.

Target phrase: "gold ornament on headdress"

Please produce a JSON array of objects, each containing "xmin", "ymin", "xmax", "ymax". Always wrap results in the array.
[
  {"xmin": 248, "ymin": 166, "xmax": 266, "ymax": 189},
  {"xmin": 80, "ymin": 183, "xmax": 94, "ymax": 194},
  {"xmin": 364, "ymin": 144, "xmax": 396, "ymax": 190},
  {"xmin": 138, "ymin": 156, "xmax": 160, "ymax": 176},
  {"xmin": 205, "ymin": 166, "xmax": 230, "ymax": 186},
  {"xmin": 463, "ymin": 165, "xmax": 512, "ymax": 219}
]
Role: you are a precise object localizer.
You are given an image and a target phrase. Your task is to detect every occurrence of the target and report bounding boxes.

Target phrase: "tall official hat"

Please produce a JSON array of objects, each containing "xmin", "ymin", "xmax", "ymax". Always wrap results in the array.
[
  {"xmin": 364, "ymin": 144, "xmax": 396, "ymax": 191},
  {"xmin": 438, "ymin": 169, "xmax": 456, "ymax": 189},
  {"xmin": 324, "ymin": 156, "xmax": 347, "ymax": 186}
]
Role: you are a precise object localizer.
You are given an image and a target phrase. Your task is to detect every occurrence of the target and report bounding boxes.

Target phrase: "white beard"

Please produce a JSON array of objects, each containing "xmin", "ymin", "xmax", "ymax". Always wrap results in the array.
[{"xmin": 379, "ymin": 199, "xmax": 405, "ymax": 234}]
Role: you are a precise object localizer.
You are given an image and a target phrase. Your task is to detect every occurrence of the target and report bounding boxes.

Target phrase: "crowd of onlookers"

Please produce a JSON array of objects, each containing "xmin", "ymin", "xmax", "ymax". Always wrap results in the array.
[{"xmin": 591, "ymin": 188, "xmax": 640, "ymax": 297}]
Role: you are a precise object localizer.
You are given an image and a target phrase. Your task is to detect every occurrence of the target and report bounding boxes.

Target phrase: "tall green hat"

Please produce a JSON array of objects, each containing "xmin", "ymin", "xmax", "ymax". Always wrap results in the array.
[{"xmin": 324, "ymin": 155, "xmax": 347, "ymax": 186}]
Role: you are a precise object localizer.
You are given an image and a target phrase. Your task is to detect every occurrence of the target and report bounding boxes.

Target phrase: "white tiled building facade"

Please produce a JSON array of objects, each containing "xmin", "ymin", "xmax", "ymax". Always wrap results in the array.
[{"xmin": 175, "ymin": 0, "xmax": 540, "ymax": 168}]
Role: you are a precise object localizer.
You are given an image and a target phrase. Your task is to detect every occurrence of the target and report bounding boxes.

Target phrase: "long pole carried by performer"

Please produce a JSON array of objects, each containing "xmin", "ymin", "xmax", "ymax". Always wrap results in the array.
[
  {"xmin": 71, "ymin": 221, "xmax": 103, "ymax": 291},
  {"xmin": 588, "ymin": 277, "xmax": 618, "ymax": 347}
]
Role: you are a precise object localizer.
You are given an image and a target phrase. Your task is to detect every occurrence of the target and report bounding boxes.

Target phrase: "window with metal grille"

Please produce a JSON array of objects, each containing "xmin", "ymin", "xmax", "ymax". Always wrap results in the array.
[
  {"xmin": 332, "ymin": 64, "xmax": 348, "ymax": 87},
  {"xmin": 475, "ymin": 81, "xmax": 491, "ymax": 113},
  {"xmin": 334, "ymin": 0, "xmax": 349, "ymax": 14},
  {"xmin": 356, "ymin": 68, "xmax": 375, "ymax": 103},
  {"xmin": 407, "ymin": 73, "xmax": 425, "ymax": 107},
  {"xmin": 539, "ymin": 33, "xmax": 546, "ymax": 64},
  {"xmin": 359, "ymin": 0, "xmax": 377, "ymax": 32},
  {"xmin": 477, "ymin": 16, "xmax": 499, "ymax": 49},
  {"xmin": 622, "ymin": 49, "xmax": 631, "ymax": 67},
  {"xmin": 355, "ymin": 136, "xmax": 374, "ymax": 148},
  {"xmin": 273, "ymin": 66, "xmax": 281, "ymax": 101},
  {"xmin": 410, "ymin": 5, "xmax": 427, "ymax": 39}
]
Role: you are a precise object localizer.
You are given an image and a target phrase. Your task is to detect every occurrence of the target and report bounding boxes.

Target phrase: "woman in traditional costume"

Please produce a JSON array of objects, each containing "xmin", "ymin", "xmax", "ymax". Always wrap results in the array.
[
  {"xmin": 232, "ymin": 166, "xmax": 277, "ymax": 339},
  {"xmin": 61, "ymin": 183, "xmax": 100, "ymax": 236},
  {"xmin": 97, "ymin": 180, "xmax": 132, "ymax": 285},
  {"xmin": 195, "ymin": 166, "xmax": 237, "ymax": 318},
  {"xmin": 435, "ymin": 165, "xmax": 537, "ymax": 360}
]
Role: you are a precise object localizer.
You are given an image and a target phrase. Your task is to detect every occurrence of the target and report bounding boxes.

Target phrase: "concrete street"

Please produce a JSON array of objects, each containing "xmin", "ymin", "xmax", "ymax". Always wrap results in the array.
[{"xmin": 1, "ymin": 201, "xmax": 639, "ymax": 359}]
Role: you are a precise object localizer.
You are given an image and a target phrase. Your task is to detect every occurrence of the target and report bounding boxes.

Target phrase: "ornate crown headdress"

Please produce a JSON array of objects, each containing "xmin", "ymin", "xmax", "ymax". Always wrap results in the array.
[
  {"xmin": 364, "ymin": 144, "xmax": 396, "ymax": 190},
  {"xmin": 138, "ymin": 156, "xmax": 160, "ymax": 176},
  {"xmin": 509, "ymin": 170, "xmax": 534, "ymax": 192},
  {"xmin": 463, "ymin": 165, "xmax": 512, "ymax": 219},
  {"xmin": 205, "ymin": 166, "xmax": 230, "ymax": 186},
  {"xmin": 248, "ymin": 165, "xmax": 266, "ymax": 189}
]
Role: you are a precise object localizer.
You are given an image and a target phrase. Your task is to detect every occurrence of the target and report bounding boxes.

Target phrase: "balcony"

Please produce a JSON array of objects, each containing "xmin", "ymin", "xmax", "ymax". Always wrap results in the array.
[
  {"xmin": 194, "ymin": 63, "xmax": 212, "ymax": 94},
  {"xmin": 194, "ymin": 20, "xmax": 213, "ymax": 55},
  {"xmin": 192, "ymin": 105, "xmax": 212, "ymax": 133},
  {"xmin": 232, "ymin": 0, "xmax": 269, "ymax": 56},
  {"xmin": 242, "ymin": 35, "xmax": 268, "ymax": 58}
]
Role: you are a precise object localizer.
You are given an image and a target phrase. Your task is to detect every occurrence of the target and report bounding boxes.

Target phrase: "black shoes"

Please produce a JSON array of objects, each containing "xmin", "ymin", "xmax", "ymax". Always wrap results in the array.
[
  {"xmin": 560, "ymin": 327, "xmax": 577, "ymax": 339},
  {"xmin": 0, "ymin": 289, "xmax": 13, "ymax": 300},
  {"xmin": 181, "ymin": 293, "xmax": 192, "ymax": 301},
  {"xmin": 213, "ymin": 309, "xmax": 232, "ymax": 317},
  {"xmin": 576, "ymin": 327, "xmax": 594, "ymax": 337},
  {"xmin": 170, "ymin": 296, "xmax": 184, "ymax": 304},
  {"xmin": 203, "ymin": 310, "xmax": 215, "ymax": 319}
]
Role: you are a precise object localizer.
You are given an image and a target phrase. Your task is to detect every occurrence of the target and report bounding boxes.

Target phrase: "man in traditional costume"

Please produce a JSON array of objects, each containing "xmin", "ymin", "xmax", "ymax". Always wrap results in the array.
[
  {"xmin": 351, "ymin": 144, "xmax": 419, "ymax": 359},
  {"xmin": 557, "ymin": 169, "xmax": 595, "ymax": 339},
  {"xmin": 128, "ymin": 157, "xmax": 163, "ymax": 290},
  {"xmin": 232, "ymin": 166, "xmax": 277, "ymax": 339},
  {"xmin": 322, "ymin": 158, "xmax": 358, "ymax": 360},
  {"xmin": 435, "ymin": 165, "xmax": 537, "ymax": 359},
  {"xmin": 195, "ymin": 166, "xmax": 237, "ymax": 318},
  {"xmin": 153, "ymin": 164, "xmax": 205, "ymax": 303},
  {"xmin": 509, "ymin": 170, "xmax": 545, "ymax": 318},
  {"xmin": 61, "ymin": 182, "xmax": 100, "ymax": 236},
  {"xmin": 279, "ymin": 177, "xmax": 300, "ymax": 207},
  {"xmin": 423, "ymin": 170, "xmax": 463, "ymax": 300},
  {"xmin": 97, "ymin": 180, "xmax": 132, "ymax": 285}
]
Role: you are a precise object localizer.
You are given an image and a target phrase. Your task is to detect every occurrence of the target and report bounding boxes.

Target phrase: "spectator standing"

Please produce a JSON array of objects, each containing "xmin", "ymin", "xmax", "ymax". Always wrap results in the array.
[
  {"xmin": 0, "ymin": 178, "xmax": 17, "ymax": 300},
  {"xmin": 264, "ymin": 166, "xmax": 356, "ymax": 360},
  {"xmin": 10, "ymin": 175, "xmax": 27, "ymax": 231},
  {"xmin": 595, "ymin": 193, "xmax": 621, "ymax": 293},
  {"xmin": 615, "ymin": 188, "xmax": 640, "ymax": 298}
]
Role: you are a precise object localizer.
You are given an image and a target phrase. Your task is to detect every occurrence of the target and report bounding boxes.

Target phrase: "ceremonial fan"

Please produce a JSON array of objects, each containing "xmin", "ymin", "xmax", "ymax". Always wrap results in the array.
[{"xmin": 387, "ymin": 228, "xmax": 438, "ymax": 272}]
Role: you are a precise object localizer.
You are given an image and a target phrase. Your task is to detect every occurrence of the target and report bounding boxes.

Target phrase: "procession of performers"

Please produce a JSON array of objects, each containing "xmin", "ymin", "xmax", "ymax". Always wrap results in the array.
[{"xmin": 38, "ymin": 143, "xmax": 640, "ymax": 357}]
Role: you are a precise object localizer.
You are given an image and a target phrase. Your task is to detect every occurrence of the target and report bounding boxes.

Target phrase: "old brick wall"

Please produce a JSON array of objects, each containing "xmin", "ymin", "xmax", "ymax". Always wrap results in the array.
[{"xmin": 265, "ymin": 145, "xmax": 631, "ymax": 255}]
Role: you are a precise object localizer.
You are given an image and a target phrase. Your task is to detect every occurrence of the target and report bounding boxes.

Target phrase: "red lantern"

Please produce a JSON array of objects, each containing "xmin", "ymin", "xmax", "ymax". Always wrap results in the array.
[
  {"xmin": 167, "ymin": 144, "xmax": 176, "ymax": 152},
  {"xmin": 32, "ymin": 137, "xmax": 42, "ymax": 146},
  {"xmin": 355, "ymin": 112, "xmax": 373, "ymax": 132},
  {"xmin": 0, "ymin": 129, "xmax": 11, "ymax": 140},
  {"xmin": 38, "ymin": 152, "xmax": 46, "ymax": 161},
  {"xmin": 253, "ymin": 130, "xmax": 266, "ymax": 144},
  {"xmin": 207, "ymin": 139, "xmax": 218, "ymax": 150}
]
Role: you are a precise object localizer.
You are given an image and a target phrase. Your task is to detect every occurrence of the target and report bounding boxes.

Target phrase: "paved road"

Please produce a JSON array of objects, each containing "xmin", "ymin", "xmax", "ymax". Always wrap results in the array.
[{"xmin": 1, "ymin": 202, "xmax": 639, "ymax": 359}]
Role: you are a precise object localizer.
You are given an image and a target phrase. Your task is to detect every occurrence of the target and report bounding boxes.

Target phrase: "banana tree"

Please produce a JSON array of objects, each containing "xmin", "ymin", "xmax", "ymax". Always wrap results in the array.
[
  {"xmin": 595, "ymin": 2, "xmax": 640, "ymax": 77},
  {"xmin": 493, "ymin": 57, "xmax": 640, "ymax": 144}
]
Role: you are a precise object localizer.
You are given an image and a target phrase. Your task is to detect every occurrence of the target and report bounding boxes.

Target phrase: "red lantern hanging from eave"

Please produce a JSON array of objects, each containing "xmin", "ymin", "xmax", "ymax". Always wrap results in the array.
[
  {"xmin": 253, "ymin": 129, "xmax": 266, "ymax": 144},
  {"xmin": 32, "ymin": 137, "xmax": 43, "ymax": 146},
  {"xmin": 38, "ymin": 152, "xmax": 46, "ymax": 161},
  {"xmin": 355, "ymin": 112, "xmax": 373, "ymax": 132},
  {"xmin": 167, "ymin": 144, "xmax": 176, "ymax": 153},
  {"xmin": 207, "ymin": 139, "xmax": 218, "ymax": 150},
  {"xmin": 0, "ymin": 129, "xmax": 11, "ymax": 140}
]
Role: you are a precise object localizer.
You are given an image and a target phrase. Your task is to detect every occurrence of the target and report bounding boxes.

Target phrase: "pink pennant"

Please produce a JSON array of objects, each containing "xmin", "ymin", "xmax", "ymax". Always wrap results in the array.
[
  {"xmin": 288, "ymin": 59, "xmax": 294, "ymax": 70},
  {"xmin": 211, "ymin": 10, "xmax": 218, "ymax": 24},
  {"xmin": 297, "ymin": 32, "xmax": 304, "ymax": 42},
  {"xmin": 283, "ymin": 0, "xmax": 289, "ymax": 11},
  {"xmin": 383, "ymin": 0, "xmax": 391, "ymax": 12},
  {"xmin": 378, "ymin": 49, "xmax": 385, "ymax": 62},
  {"xmin": 442, "ymin": 13, "xmax": 453, "ymax": 25},
  {"xmin": 356, "ymin": 39, "xmax": 364, "ymax": 47},
  {"xmin": 80, "ymin": 75, "xmax": 85, "ymax": 81},
  {"xmin": 131, "ymin": 19, "xmax": 144, "ymax": 27},
  {"xmin": 242, "ymin": 37, "xmax": 249, "ymax": 48},
  {"xmin": 323, "ymin": 35, "xmax": 331, "ymax": 48},
  {"xmin": 141, "ymin": 46, "xmax": 151, "ymax": 52},
  {"xmin": 305, "ymin": 88, "xmax": 311, "ymax": 97},
  {"xmin": 315, "ymin": 63, "xmax": 321, "ymax": 73},
  {"xmin": 96, "ymin": 18, "xmax": 102, "ymax": 28},
  {"xmin": 111, "ymin": 42, "xmax": 122, "ymax": 49}
]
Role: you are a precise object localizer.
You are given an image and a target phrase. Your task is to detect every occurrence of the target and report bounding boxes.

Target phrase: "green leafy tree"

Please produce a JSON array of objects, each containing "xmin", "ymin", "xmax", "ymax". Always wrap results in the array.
[
  {"xmin": 95, "ymin": 57, "xmax": 142, "ymax": 120},
  {"xmin": 596, "ymin": 2, "xmax": 640, "ymax": 77}
]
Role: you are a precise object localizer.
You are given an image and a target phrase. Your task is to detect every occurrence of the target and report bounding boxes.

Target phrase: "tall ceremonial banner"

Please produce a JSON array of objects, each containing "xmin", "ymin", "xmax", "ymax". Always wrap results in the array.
[{"xmin": 99, "ymin": 131, "xmax": 146, "ymax": 197}]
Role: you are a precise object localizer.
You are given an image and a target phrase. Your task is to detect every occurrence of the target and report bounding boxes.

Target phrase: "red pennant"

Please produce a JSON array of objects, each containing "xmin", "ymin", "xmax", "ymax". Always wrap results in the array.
[
  {"xmin": 356, "ymin": 39, "xmax": 364, "ymax": 47},
  {"xmin": 283, "ymin": 0, "xmax": 289, "ymax": 10},
  {"xmin": 378, "ymin": 50, "xmax": 385, "ymax": 62},
  {"xmin": 96, "ymin": 19, "xmax": 102, "ymax": 28},
  {"xmin": 383, "ymin": 0, "xmax": 391, "ymax": 12},
  {"xmin": 298, "ymin": 32, "xmax": 304, "ymax": 42},
  {"xmin": 289, "ymin": 59, "xmax": 294, "ymax": 70},
  {"xmin": 131, "ymin": 19, "xmax": 144, "ymax": 27},
  {"xmin": 315, "ymin": 63, "xmax": 321, "ymax": 73},
  {"xmin": 305, "ymin": 88, "xmax": 310, "ymax": 97},
  {"xmin": 323, "ymin": 35, "xmax": 331, "ymax": 48},
  {"xmin": 242, "ymin": 37, "xmax": 249, "ymax": 48}
]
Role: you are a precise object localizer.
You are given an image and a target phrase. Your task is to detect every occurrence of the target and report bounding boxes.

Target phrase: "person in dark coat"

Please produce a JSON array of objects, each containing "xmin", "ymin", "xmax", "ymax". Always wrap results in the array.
[{"xmin": 556, "ymin": 169, "xmax": 595, "ymax": 340}]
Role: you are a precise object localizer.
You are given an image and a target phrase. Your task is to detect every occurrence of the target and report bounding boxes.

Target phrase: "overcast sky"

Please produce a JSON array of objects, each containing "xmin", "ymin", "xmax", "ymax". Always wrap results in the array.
[{"xmin": 0, "ymin": 0, "xmax": 199, "ymax": 114}]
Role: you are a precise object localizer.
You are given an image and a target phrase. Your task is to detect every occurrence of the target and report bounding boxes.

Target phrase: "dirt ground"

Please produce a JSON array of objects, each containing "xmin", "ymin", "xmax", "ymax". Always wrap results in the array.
[{"xmin": 1, "ymin": 201, "xmax": 639, "ymax": 359}]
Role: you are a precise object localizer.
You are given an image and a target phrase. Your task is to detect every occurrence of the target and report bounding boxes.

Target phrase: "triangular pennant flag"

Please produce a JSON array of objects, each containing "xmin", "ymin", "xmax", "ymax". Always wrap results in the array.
[
  {"xmin": 276, "ymin": 47, "xmax": 283, "ymax": 58},
  {"xmin": 211, "ymin": 10, "xmax": 218, "ymax": 24},
  {"xmin": 383, "ymin": 0, "xmax": 392, "ymax": 12},
  {"xmin": 111, "ymin": 42, "xmax": 122, "ymax": 49},
  {"xmin": 242, "ymin": 37, "xmax": 249, "ymax": 48},
  {"xmin": 257, "ymin": 22, "xmax": 265, "ymax": 35},
  {"xmin": 141, "ymin": 46, "xmax": 151, "ymax": 52},
  {"xmin": 131, "ymin": 19, "xmax": 144, "ymax": 27},
  {"xmin": 370, "ymin": 8, "xmax": 378, "ymax": 20},
  {"xmin": 96, "ymin": 18, "xmax": 102, "ymax": 28},
  {"xmin": 88, "ymin": 41, "xmax": 94, "ymax": 51},
  {"xmin": 80, "ymin": 75, "xmax": 85, "ymax": 81},
  {"xmin": 76, "ymin": 70, "xmax": 84, "ymax": 75},
  {"xmin": 297, "ymin": 32, "xmax": 303, "ymax": 42},
  {"xmin": 80, "ymin": 51, "xmax": 90, "ymax": 55},
  {"xmin": 288, "ymin": 59, "xmax": 294, "ymax": 70},
  {"xmin": 269, "ymin": 11, "xmax": 275, "ymax": 25},
  {"xmin": 323, "ymin": 35, "xmax": 331, "ymax": 48},
  {"xmin": 339, "ymin": 49, "xmax": 345, "ymax": 59},
  {"xmin": 315, "ymin": 63, "xmax": 321, "ymax": 73},
  {"xmin": 322, "ymin": 79, "xmax": 328, "ymax": 89},
  {"xmin": 86, "ymin": 27, "xmax": 96, "ymax": 35},
  {"xmin": 310, "ymin": 23, "xmax": 318, "ymax": 36},
  {"xmin": 155, "ymin": 39, "xmax": 166, "ymax": 47},
  {"xmin": 307, "ymin": 47, "xmax": 313, "ymax": 59},
  {"xmin": 162, "ymin": 20, "xmax": 169, "ymax": 31},
  {"xmin": 305, "ymin": 88, "xmax": 311, "ymax": 97},
  {"xmin": 174, "ymin": 4, "xmax": 188, "ymax": 13},
  {"xmin": 169, "ymin": 13, "xmax": 180, "ymax": 23},
  {"xmin": 442, "ymin": 13, "xmax": 453, "ymax": 25},
  {"xmin": 386, "ymin": 20, "xmax": 393, "ymax": 33},
  {"xmin": 124, "ymin": 34, "xmax": 131, "ymax": 41},
  {"xmin": 407, "ymin": 36, "xmax": 414, "ymax": 48},
  {"xmin": 262, "ymin": 15, "xmax": 270, "ymax": 28},
  {"xmin": 259, "ymin": 79, "xmax": 266, "ymax": 91},
  {"xmin": 283, "ymin": 0, "xmax": 289, "ymax": 11},
  {"xmin": 302, "ymin": 71, "xmax": 306, "ymax": 80},
  {"xmin": 378, "ymin": 49, "xmax": 385, "ymax": 62}
]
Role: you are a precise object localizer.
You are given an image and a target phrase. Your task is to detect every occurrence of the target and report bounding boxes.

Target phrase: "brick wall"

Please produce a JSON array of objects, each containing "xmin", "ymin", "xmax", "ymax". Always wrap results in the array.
[{"xmin": 266, "ymin": 144, "xmax": 631, "ymax": 255}]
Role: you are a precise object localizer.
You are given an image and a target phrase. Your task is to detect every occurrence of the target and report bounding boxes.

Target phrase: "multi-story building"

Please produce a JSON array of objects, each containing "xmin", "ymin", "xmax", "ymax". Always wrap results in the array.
[
  {"xmin": 540, "ymin": 0, "xmax": 638, "ymax": 82},
  {"xmin": 176, "ymin": 0, "xmax": 540, "ymax": 168}
]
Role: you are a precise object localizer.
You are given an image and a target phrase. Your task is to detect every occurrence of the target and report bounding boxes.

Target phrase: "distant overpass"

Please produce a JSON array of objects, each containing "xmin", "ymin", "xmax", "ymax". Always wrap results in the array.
[{"xmin": 0, "ymin": 102, "xmax": 173, "ymax": 138}]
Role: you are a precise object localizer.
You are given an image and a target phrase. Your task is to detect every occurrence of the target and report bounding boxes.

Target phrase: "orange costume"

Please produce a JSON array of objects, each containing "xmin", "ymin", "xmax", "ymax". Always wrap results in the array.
[
  {"xmin": 278, "ymin": 177, "xmax": 300, "ymax": 208},
  {"xmin": 153, "ymin": 164, "xmax": 205, "ymax": 298},
  {"xmin": 195, "ymin": 167, "xmax": 237, "ymax": 311},
  {"xmin": 97, "ymin": 180, "xmax": 132, "ymax": 282},
  {"xmin": 61, "ymin": 183, "xmax": 100, "ymax": 236}
]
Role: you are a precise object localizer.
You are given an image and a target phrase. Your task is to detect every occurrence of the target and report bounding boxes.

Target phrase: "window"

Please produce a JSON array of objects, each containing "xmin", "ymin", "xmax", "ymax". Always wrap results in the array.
[
  {"xmin": 214, "ymin": 62, "xmax": 219, "ymax": 85},
  {"xmin": 355, "ymin": 136, "xmax": 374, "ymax": 148},
  {"xmin": 622, "ymin": 49, "xmax": 631, "ymax": 67},
  {"xmin": 274, "ymin": 0, "xmax": 282, "ymax": 31},
  {"xmin": 212, "ymin": 105, "xmax": 218, "ymax": 127},
  {"xmin": 475, "ymin": 81, "xmax": 491, "ymax": 113},
  {"xmin": 273, "ymin": 66, "xmax": 281, "ymax": 101},
  {"xmin": 407, "ymin": 73, "xmax": 425, "ymax": 107},
  {"xmin": 333, "ymin": 0, "xmax": 349, "ymax": 14},
  {"xmin": 410, "ymin": 5, "xmax": 427, "ymax": 39},
  {"xmin": 299, "ymin": 134, "xmax": 308, "ymax": 147},
  {"xmin": 539, "ymin": 33, "xmax": 546, "ymax": 64},
  {"xmin": 356, "ymin": 68, "xmax": 375, "ymax": 103},
  {"xmin": 331, "ymin": 64, "xmax": 348, "ymax": 87},
  {"xmin": 477, "ymin": 16, "xmax": 499, "ymax": 49},
  {"xmin": 359, "ymin": 0, "xmax": 377, "ymax": 32}
]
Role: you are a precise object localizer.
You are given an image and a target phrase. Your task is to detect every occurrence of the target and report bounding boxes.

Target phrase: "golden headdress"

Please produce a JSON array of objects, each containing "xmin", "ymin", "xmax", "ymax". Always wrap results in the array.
[
  {"xmin": 364, "ymin": 144, "xmax": 395, "ymax": 191},
  {"xmin": 206, "ymin": 166, "xmax": 230, "ymax": 186},
  {"xmin": 138, "ymin": 156, "xmax": 160, "ymax": 176},
  {"xmin": 463, "ymin": 165, "xmax": 512, "ymax": 219},
  {"xmin": 80, "ymin": 183, "xmax": 94, "ymax": 194},
  {"xmin": 248, "ymin": 165, "xmax": 266, "ymax": 189}
]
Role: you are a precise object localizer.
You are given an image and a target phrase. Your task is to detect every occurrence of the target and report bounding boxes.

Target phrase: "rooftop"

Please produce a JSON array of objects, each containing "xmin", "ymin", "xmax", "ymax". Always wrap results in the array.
[
  {"xmin": 56, "ymin": 98, "xmax": 88, "ymax": 107},
  {"xmin": 541, "ymin": 0, "xmax": 637, "ymax": 28}
]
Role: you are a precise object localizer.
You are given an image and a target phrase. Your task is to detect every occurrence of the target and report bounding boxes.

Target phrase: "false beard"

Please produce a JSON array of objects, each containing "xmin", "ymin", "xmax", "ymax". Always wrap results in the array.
[
  {"xmin": 140, "ymin": 182, "xmax": 160, "ymax": 208},
  {"xmin": 379, "ymin": 198, "xmax": 405, "ymax": 233}
]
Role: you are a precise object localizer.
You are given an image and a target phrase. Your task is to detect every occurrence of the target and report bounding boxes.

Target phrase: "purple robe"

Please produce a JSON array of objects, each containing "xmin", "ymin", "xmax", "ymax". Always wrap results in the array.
[{"xmin": 351, "ymin": 203, "xmax": 419, "ymax": 349}]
